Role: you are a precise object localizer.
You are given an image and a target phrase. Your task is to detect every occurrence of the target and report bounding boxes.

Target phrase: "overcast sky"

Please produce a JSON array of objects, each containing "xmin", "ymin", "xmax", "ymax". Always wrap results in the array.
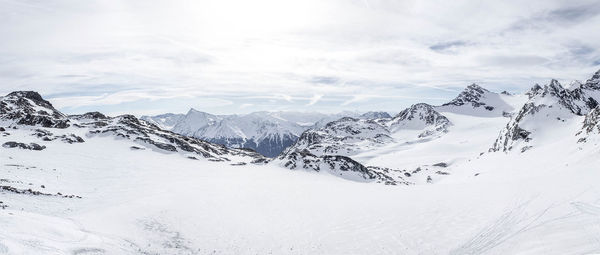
[{"xmin": 1, "ymin": 0, "xmax": 600, "ymax": 116}]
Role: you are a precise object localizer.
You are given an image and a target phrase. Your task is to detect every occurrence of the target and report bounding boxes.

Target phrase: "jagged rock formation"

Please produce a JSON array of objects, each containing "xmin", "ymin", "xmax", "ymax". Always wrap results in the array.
[
  {"xmin": 0, "ymin": 91, "xmax": 70, "ymax": 128},
  {"xmin": 580, "ymin": 106, "xmax": 600, "ymax": 135},
  {"xmin": 582, "ymin": 69, "xmax": 600, "ymax": 90},
  {"xmin": 576, "ymin": 106, "xmax": 600, "ymax": 143}
]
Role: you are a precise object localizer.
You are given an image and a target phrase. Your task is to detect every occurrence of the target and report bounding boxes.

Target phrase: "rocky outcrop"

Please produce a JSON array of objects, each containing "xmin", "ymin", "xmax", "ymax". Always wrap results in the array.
[
  {"xmin": 31, "ymin": 129, "xmax": 84, "ymax": 144},
  {"xmin": 0, "ymin": 91, "xmax": 70, "ymax": 128},
  {"xmin": 2, "ymin": 141, "xmax": 46, "ymax": 150},
  {"xmin": 276, "ymin": 149, "xmax": 399, "ymax": 184}
]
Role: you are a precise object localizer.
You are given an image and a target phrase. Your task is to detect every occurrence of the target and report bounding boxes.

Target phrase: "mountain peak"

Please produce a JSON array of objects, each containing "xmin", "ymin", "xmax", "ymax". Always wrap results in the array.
[
  {"xmin": 8, "ymin": 91, "xmax": 44, "ymax": 100},
  {"xmin": 548, "ymin": 79, "xmax": 563, "ymax": 89},
  {"xmin": 1, "ymin": 91, "xmax": 69, "ymax": 128},
  {"xmin": 584, "ymin": 69, "xmax": 600, "ymax": 90},
  {"xmin": 7, "ymin": 91, "xmax": 54, "ymax": 108},
  {"xmin": 526, "ymin": 84, "xmax": 544, "ymax": 98},
  {"xmin": 187, "ymin": 108, "xmax": 201, "ymax": 114},
  {"xmin": 393, "ymin": 103, "xmax": 441, "ymax": 121},
  {"xmin": 466, "ymin": 83, "xmax": 488, "ymax": 92},
  {"xmin": 185, "ymin": 108, "xmax": 216, "ymax": 117},
  {"xmin": 442, "ymin": 84, "xmax": 492, "ymax": 108},
  {"xmin": 390, "ymin": 103, "xmax": 451, "ymax": 135}
]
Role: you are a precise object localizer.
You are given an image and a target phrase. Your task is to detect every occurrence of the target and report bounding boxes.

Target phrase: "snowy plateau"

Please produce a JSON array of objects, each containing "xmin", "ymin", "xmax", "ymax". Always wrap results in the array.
[{"xmin": 2, "ymin": 70, "xmax": 600, "ymax": 254}]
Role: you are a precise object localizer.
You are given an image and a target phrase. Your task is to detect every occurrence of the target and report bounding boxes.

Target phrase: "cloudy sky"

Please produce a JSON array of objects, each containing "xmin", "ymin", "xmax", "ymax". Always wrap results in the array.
[{"xmin": 1, "ymin": 0, "xmax": 600, "ymax": 116}]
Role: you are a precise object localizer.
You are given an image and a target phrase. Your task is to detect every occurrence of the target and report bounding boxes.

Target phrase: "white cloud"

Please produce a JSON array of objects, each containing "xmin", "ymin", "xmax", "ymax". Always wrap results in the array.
[{"xmin": 0, "ymin": 0, "xmax": 599, "ymax": 114}]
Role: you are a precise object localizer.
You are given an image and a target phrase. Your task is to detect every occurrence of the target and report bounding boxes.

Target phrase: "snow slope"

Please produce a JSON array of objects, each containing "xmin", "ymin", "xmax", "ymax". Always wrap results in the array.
[{"xmin": 2, "ymin": 119, "xmax": 600, "ymax": 254}]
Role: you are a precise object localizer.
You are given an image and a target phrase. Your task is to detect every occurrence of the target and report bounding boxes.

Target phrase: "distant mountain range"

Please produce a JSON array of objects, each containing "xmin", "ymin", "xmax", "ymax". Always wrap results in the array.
[
  {"xmin": 141, "ymin": 110, "xmax": 391, "ymax": 157},
  {"xmin": 3, "ymin": 69, "xmax": 600, "ymax": 185}
]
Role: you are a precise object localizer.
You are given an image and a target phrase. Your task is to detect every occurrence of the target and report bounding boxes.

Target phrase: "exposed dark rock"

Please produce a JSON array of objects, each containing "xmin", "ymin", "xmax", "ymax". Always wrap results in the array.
[
  {"xmin": 31, "ymin": 129, "xmax": 84, "ymax": 144},
  {"xmin": 2, "ymin": 141, "xmax": 46, "ymax": 150},
  {"xmin": 433, "ymin": 162, "xmax": 448, "ymax": 167},
  {"xmin": 58, "ymin": 134, "xmax": 85, "ymax": 144},
  {"xmin": 135, "ymin": 137, "xmax": 177, "ymax": 152},
  {"xmin": 277, "ymin": 149, "xmax": 399, "ymax": 185},
  {"xmin": 0, "ymin": 185, "xmax": 81, "ymax": 198}
]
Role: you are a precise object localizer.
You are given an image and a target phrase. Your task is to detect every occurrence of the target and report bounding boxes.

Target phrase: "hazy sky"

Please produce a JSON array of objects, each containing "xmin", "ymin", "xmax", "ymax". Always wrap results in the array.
[{"xmin": 1, "ymin": 0, "xmax": 600, "ymax": 116}]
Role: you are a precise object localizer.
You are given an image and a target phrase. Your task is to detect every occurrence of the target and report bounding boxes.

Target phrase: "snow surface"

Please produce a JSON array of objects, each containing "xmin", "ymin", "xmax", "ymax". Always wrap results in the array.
[
  {"xmin": 2, "ymin": 111, "xmax": 600, "ymax": 254},
  {"xmin": 3, "ymin": 74, "xmax": 600, "ymax": 254}
]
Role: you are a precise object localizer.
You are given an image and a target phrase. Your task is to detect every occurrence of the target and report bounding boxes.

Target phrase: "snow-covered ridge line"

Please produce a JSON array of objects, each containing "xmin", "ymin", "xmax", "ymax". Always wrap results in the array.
[{"xmin": 0, "ymin": 91, "xmax": 268, "ymax": 165}]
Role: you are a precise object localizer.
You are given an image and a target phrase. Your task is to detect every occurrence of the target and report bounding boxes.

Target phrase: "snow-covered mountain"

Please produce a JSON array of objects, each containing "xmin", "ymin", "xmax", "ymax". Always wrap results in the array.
[
  {"xmin": 0, "ymin": 92, "xmax": 267, "ymax": 165},
  {"xmin": 142, "ymin": 110, "xmax": 361, "ymax": 157},
  {"xmin": 4, "ymin": 69, "xmax": 600, "ymax": 254},
  {"xmin": 437, "ymin": 83, "xmax": 521, "ymax": 117}
]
